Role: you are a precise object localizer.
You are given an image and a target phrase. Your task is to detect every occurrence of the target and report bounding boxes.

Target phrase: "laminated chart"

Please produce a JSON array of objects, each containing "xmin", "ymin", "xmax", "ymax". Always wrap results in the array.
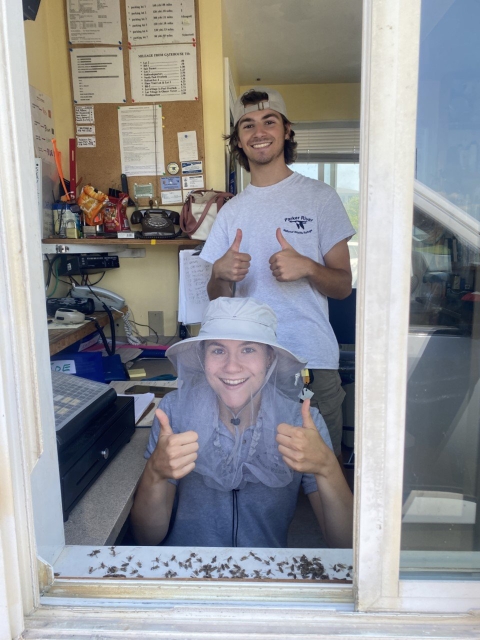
[
  {"xmin": 126, "ymin": 0, "xmax": 195, "ymax": 45},
  {"xmin": 129, "ymin": 43, "xmax": 198, "ymax": 102}
]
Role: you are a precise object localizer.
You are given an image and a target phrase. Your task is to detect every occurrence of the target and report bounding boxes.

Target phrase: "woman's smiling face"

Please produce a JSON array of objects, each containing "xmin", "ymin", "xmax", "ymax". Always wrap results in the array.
[{"xmin": 204, "ymin": 340, "xmax": 273, "ymax": 413}]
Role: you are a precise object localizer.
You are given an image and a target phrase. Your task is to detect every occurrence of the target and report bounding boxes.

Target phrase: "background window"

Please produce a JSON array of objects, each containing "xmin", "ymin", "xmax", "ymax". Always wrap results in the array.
[{"xmin": 292, "ymin": 161, "xmax": 359, "ymax": 286}]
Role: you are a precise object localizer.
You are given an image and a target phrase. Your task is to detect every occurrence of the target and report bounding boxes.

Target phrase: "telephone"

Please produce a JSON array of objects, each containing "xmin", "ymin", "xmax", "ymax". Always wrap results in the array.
[
  {"xmin": 71, "ymin": 285, "xmax": 125, "ymax": 312},
  {"xmin": 130, "ymin": 208, "xmax": 182, "ymax": 239}
]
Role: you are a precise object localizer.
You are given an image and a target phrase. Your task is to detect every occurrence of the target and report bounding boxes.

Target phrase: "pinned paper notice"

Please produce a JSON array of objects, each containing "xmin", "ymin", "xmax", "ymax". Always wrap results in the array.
[
  {"xmin": 71, "ymin": 48, "xmax": 126, "ymax": 104},
  {"xmin": 77, "ymin": 136, "xmax": 96, "ymax": 148},
  {"xmin": 75, "ymin": 105, "xmax": 95, "ymax": 124},
  {"xmin": 126, "ymin": 0, "xmax": 195, "ymax": 45},
  {"xmin": 67, "ymin": 0, "xmax": 122, "ymax": 45},
  {"xmin": 129, "ymin": 43, "xmax": 198, "ymax": 102},
  {"xmin": 118, "ymin": 105, "xmax": 165, "ymax": 176},
  {"xmin": 161, "ymin": 190, "xmax": 182, "ymax": 205},
  {"xmin": 76, "ymin": 125, "xmax": 95, "ymax": 135},
  {"xmin": 161, "ymin": 176, "xmax": 181, "ymax": 190},
  {"xmin": 181, "ymin": 160, "xmax": 202, "ymax": 175},
  {"xmin": 182, "ymin": 175, "xmax": 204, "ymax": 189},
  {"xmin": 177, "ymin": 130, "xmax": 198, "ymax": 162}
]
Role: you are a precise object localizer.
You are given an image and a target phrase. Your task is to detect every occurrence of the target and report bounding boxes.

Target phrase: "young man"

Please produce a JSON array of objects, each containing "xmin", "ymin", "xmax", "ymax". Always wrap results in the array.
[{"xmin": 200, "ymin": 87, "xmax": 355, "ymax": 459}]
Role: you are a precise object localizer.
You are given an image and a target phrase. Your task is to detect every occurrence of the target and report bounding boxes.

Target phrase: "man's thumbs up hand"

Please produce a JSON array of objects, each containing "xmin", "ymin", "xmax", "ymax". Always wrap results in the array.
[
  {"xmin": 230, "ymin": 228, "xmax": 243, "ymax": 252},
  {"xmin": 276, "ymin": 227, "xmax": 292, "ymax": 250},
  {"xmin": 212, "ymin": 228, "xmax": 251, "ymax": 283},
  {"xmin": 276, "ymin": 399, "xmax": 336, "ymax": 477},
  {"xmin": 269, "ymin": 227, "xmax": 312, "ymax": 282},
  {"xmin": 150, "ymin": 409, "xmax": 199, "ymax": 481}
]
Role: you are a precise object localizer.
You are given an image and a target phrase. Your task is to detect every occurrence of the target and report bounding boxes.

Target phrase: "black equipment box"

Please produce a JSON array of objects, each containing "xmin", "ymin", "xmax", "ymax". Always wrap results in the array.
[
  {"xmin": 57, "ymin": 254, "xmax": 120, "ymax": 276},
  {"xmin": 58, "ymin": 395, "xmax": 135, "ymax": 521},
  {"xmin": 47, "ymin": 296, "xmax": 95, "ymax": 318}
]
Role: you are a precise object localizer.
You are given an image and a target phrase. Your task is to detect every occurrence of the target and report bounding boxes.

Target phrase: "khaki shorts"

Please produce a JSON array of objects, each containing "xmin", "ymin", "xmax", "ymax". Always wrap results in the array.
[{"xmin": 308, "ymin": 369, "xmax": 345, "ymax": 457}]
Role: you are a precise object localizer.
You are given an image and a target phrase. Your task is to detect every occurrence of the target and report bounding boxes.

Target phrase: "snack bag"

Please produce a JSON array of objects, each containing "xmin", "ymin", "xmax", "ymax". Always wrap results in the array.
[
  {"xmin": 103, "ymin": 194, "xmax": 130, "ymax": 233},
  {"xmin": 77, "ymin": 185, "xmax": 107, "ymax": 226}
]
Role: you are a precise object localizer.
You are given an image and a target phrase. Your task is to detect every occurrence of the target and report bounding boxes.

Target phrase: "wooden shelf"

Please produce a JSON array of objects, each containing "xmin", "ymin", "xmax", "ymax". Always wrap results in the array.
[
  {"xmin": 49, "ymin": 307, "xmax": 127, "ymax": 356},
  {"xmin": 42, "ymin": 237, "xmax": 199, "ymax": 247}
]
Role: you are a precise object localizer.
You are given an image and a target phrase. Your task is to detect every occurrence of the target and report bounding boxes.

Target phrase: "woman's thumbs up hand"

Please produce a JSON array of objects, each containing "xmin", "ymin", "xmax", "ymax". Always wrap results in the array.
[
  {"xmin": 276, "ymin": 399, "xmax": 337, "ymax": 477},
  {"xmin": 149, "ymin": 408, "xmax": 199, "ymax": 481}
]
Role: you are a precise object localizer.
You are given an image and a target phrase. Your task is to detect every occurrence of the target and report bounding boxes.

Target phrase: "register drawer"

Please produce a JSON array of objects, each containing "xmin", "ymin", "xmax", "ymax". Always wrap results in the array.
[{"xmin": 59, "ymin": 396, "xmax": 135, "ymax": 520}]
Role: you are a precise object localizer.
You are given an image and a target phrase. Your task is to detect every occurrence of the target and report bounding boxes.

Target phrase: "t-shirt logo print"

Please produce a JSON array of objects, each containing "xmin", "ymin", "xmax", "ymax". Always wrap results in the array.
[{"xmin": 283, "ymin": 215, "xmax": 313, "ymax": 235}]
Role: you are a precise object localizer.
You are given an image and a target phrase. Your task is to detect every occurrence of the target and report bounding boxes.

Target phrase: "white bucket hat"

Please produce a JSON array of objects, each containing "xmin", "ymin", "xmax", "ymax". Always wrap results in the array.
[
  {"xmin": 166, "ymin": 297, "xmax": 306, "ymax": 378},
  {"xmin": 233, "ymin": 87, "xmax": 288, "ymax": 126}
]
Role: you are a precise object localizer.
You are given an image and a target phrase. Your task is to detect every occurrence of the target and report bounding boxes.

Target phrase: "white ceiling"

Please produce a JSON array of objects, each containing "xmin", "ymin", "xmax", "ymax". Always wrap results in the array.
[{"xmin": 222, "ymin": 0, "xmax": 363, "ymax": 86}]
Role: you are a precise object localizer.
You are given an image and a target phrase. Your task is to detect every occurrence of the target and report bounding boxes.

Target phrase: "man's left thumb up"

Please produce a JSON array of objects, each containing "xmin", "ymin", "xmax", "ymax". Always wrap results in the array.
[
  {"xmin": 301, "ymin": 398, "xmax": 316, "ymax": 429},
  {"xmin": 276, "ymin": 227, "xmax": 291, "ymax": 250}
]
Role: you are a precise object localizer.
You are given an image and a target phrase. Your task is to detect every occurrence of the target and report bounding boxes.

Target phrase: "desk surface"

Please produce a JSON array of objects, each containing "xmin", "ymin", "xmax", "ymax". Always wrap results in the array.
[
  {"xmin": 48, "ymin": 307, "xmax": 126, "ymax": 356},
  {"xmin": 64, "ymin": 427, "xmax": 149, "ymax": 546}
]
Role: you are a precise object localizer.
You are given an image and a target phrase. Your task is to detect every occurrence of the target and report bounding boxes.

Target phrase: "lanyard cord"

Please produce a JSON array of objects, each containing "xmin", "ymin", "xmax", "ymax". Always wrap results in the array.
[{"xmin": 231, "ymin": 489, "xmax": 239, "ymax": 547}]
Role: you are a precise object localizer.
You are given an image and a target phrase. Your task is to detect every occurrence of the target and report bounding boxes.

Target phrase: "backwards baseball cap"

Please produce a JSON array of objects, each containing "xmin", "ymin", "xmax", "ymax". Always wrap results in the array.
[{"xmin": 233, "ymin": 86, "xmax": 288, "ymax": 126}]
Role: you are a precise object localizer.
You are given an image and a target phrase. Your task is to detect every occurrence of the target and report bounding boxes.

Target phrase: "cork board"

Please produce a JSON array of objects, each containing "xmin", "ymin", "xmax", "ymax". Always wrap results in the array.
[{"xmin": 69, "ymin": 0, "xmax": 205, "ymax": 200}]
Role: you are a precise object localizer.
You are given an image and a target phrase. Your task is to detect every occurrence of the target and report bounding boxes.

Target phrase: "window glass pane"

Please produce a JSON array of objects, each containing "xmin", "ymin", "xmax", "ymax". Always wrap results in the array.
[
  {"xmin": 291, "ymin": 162, "xmax": 359, "ymax": 286},
  {"xmin": 324, "ymin": 164, "xmax": 332, "ymax": 186},
  {"xmin": 416, "ymin": 0, "xmax": 480, "ymax": 220},
  {"xmin": 401, "ymin": 0, "xmax": 480, "ymax": 574},
  {"xmin": 293, "ymin": 163, "xmax": 319, "ymax": 180}
]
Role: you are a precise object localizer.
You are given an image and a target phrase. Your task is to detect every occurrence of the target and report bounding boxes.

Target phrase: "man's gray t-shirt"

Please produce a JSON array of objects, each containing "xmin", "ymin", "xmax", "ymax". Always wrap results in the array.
[
  {"xmin": 144, "ymin": 390, "xmax": 332, "ymax": 548},
  {"xmin": 201, "ymin": 172, "xmax": 355, "ymax": 369}
]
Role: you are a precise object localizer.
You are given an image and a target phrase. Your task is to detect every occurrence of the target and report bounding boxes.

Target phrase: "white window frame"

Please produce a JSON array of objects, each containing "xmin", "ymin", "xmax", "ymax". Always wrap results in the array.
[{"xmin": 2, "ymin": 0, "xmax": 480, "ymax": 636}]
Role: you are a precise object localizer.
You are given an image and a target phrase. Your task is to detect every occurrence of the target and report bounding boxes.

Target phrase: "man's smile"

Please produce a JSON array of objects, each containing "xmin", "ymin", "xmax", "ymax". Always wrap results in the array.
[{"xmin": 251, "ymin": 141, "xmax": 272, "ymax": 149}]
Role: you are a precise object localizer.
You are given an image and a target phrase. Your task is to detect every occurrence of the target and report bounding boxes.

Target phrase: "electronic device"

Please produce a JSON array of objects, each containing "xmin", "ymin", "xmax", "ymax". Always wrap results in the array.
[
  {"xmin": 51, "ymin": 371, "xmax": 118, "ymax": 449},
  {"xmin": 57, "ymin": 395, "xmax": 135, "ymax": 520},
  {"xmin": 71, "ymin": 285, "xmax": 125, "ymax": 312},
  {"xmin": 51, "ymin": 371, "xmax": 134, "ymax": 520},
  {"xmin": 47, "ymin": 296, "xmax": 95, "ymax": 317},
  {"xmin": 130, "ymin": 208, "xmax": 182, "ymax": 239},
  {"xmin": 54, "ymin": 308, "xmax": 86, "ymax": 324},
  {"xmin": 57, "ymin": 254, "xmax": 120, "ymax": 276},
  {"xmin": 23, "ymin": 0, "xmax": 41, "ymax": 20}
]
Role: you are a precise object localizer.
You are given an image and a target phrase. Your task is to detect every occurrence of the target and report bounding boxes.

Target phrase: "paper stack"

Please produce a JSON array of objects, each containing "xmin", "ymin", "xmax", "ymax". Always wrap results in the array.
[{"xmin": 178, "ymin": 250, "xmax": 212, "ymax": 325}]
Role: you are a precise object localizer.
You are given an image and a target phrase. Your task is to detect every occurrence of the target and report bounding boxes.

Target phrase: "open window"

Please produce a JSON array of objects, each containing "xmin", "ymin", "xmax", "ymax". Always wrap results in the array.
[{"xmin": 6, "ymin": 1, "xmax": 480, "ymax": 637}]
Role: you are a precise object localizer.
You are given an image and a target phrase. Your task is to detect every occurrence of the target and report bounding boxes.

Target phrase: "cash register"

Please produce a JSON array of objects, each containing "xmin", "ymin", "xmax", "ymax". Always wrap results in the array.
[{"xmin": 52, "ymin": 371, "xmax": 135, "ymax": 521}]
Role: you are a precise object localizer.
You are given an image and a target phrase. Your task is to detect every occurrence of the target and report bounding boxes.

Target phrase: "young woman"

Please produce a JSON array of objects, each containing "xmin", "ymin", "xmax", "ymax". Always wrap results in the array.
[{"xmin": 130, "ymin": 297, "xmax": 353, "ymax": 548}]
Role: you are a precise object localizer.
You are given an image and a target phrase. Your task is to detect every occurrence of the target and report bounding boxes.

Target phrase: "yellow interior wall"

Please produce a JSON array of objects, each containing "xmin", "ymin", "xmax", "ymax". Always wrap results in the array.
[
  {"xmin": 239, "ymin": 83, "xmax": 361, "ymax": 122},
  {"xmin": 221, "ymin": 3, "xmax": 240, "ymax": 95},
  {"xmin": 199, "ymin": 0, "xmax": 226, "ymax": 191},
  {"xmin": 24, "ymin": 0, "xmax": 74, "ymax": 177}
]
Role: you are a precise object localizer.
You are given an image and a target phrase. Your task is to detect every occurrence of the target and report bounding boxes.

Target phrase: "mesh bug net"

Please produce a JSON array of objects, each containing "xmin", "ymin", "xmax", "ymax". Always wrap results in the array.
[{"xmin": 166, "ymin": 336, "xmax": 305, "ymax": 492}]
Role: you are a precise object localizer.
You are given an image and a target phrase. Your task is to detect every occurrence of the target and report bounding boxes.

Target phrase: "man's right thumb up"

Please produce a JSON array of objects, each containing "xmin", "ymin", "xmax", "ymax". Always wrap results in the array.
[
  {"xmin": 230, "ymin": 228, "xmax": 242, "ymax": 252},
  {"xmin": 156, "ymin": 408, "xmax": 173, "ymax": 435}
]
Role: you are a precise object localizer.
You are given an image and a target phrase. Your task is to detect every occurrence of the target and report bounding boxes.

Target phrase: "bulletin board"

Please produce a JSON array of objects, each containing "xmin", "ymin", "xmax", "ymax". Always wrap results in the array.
[{"xmin": 67, "ymin": 0, "xmax": 205, "ymax": 201}]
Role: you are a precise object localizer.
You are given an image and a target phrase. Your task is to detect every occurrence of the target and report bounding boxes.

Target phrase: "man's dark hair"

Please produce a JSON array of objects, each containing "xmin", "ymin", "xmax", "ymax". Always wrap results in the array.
[{"xmin": 224, "ymin": 90, "xmax": 297, "ymax": 172}]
